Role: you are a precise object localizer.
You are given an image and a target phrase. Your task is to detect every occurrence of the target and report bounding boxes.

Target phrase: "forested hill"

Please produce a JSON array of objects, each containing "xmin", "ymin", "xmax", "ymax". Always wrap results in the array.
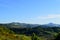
[
  {"xmin": 0, "ymin": 22, "xmax": 60, "ymax": 40},
  {"xmin": 0, "ymin": 22, "xmax": 60, "ymax": 36},
  {"xmin": 0, "ymin": 25, "xmax": 32, "ymax": 40}
]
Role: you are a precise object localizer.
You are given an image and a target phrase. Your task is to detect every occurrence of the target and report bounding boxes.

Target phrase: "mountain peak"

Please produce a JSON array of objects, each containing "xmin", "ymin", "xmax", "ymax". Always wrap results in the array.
[
  {"xmin": 44, "ymin": 23, "xmax": 60, "ymax": 27},
  {"xmin": 48, "ymin": 23, "xmax": 55, "ymax": 25}
]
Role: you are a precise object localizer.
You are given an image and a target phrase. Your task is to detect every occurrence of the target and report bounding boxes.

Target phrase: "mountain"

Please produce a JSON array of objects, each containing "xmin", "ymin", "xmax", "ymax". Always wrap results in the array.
[
  {"xmin": 42, "ymin": 23, "xmax": 60, "ymax": 27},
  {"xmin": 1, "ymin": 22, "xmax": 60, "ymax": 29},
  {"xmin": 2, "ymin": 22, "xmax": 39, "ymax": 28}
]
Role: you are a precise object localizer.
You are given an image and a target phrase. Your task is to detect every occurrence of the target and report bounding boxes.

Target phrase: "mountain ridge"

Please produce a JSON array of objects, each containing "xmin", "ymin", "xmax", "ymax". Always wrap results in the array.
[{"xmin": 0, "ymin": 22, "xmax": 60, "ymax": 28}]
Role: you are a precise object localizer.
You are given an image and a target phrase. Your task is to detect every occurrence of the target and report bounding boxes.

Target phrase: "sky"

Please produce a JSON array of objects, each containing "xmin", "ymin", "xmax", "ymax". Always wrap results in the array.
[{"xmin": 0, "ymin": 0, "xmax": 60, "ymax": 24}]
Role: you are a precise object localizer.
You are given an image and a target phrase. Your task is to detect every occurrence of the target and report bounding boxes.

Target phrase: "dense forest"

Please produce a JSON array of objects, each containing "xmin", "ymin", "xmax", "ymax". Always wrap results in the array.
[{"xmin": 0, "ymin": 23, "xmax": 60, "ymax": 40}]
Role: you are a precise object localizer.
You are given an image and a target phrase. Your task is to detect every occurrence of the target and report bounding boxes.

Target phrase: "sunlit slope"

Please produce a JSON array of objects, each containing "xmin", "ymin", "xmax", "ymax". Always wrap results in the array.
[{"xmin": 0, "ymin": 25, "xmax": 31, "ymax": 40}]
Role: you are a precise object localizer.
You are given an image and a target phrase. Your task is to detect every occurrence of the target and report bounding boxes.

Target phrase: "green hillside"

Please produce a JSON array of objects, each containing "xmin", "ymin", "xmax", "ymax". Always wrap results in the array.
[
  {"xmin": 0, "ymin": 25, "xmax": 48, "ymax": 40},
  {"xmin": 0, "ymin": 24, "xmax": 60, "ymax": 40},
  {"xmin": 0, "ymin": 25, "xmax": 32, "ymax": 40}
]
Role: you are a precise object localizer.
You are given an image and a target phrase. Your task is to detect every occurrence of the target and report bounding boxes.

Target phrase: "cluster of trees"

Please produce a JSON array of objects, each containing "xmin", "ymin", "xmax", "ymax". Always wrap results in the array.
[
  {"xmin": 54, "ymin": 33, "xmax": 60, "ymax": 40},
  {"xmin": 9, "ymin": 26, "xmax": 60, "ymax": 37}
]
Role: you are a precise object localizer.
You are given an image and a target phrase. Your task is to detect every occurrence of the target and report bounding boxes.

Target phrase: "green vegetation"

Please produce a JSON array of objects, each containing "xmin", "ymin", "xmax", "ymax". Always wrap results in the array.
[
  {"xmin": 31, "ymin": 33, "xmax": 39, "ymax": 40},
  {"xmin": 0, "ymin": 24, "xmax": 60, "ymax": 40},
  {"xmin": 0, "ymin": 25, "xmax": 31, "ymax": 40}
]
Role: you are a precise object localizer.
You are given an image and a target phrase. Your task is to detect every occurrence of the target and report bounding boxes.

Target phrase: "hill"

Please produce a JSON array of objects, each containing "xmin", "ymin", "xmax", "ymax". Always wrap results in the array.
[
  {"xmin": 0, "ymin": 22, "xmax": 60, "ymax": 40},
  {"xmin": 0, "ymin": 25, "xmax": 32, "ymax": 40}
]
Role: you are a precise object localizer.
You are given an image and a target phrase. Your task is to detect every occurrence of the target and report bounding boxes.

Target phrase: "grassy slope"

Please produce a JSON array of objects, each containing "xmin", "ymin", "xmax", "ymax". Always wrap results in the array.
[{"xmin": 0, "ymin": 25, "xmax": 31, "ymax": 40}]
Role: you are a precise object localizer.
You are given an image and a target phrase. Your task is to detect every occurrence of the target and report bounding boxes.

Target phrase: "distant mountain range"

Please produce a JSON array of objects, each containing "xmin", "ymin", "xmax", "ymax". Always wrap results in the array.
[
  {"xmin": 0, "ymin": 22, "xmax": 39, "ymax": 28},
  {"xmin": 0, "ymin": 22, "xmax": 60, "ymax": 28}
]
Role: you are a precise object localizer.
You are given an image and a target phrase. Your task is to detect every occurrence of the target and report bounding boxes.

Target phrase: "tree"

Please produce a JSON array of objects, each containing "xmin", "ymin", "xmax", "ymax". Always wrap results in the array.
[
  {"xmin": 54, "ymin": 33, "xmax": 60, "ymax": 40},
  {"xmin": 31, "ymin": 33, "xmax": 39, "ymax": 40}
]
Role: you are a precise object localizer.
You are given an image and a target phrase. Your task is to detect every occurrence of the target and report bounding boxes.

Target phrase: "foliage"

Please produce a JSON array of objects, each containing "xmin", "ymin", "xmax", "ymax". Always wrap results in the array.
[
  {"xmin": 0, "ymin": 24, "xmax": 60, "ymax": 40},
  {"xmin": 31, "ymin": 33, "xmax": 39, "ymax": 40},
  {"xmin": 54, "ymin": 33, "xmax": 60, "ymax": 40}
]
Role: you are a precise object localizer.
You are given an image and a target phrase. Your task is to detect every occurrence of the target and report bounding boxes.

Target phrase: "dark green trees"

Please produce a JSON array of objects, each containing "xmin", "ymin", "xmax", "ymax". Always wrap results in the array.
[
  {"xmin": 31, "ymin": 33, "xmax": 39, "ymax": 40},
  {"xmin": 54, "ymin": 33, "xmax": 60, "ymax": 40}
]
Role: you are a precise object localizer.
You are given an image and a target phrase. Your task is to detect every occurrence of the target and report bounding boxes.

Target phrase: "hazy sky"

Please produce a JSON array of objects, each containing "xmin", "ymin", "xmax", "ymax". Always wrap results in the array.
[{"xmin": 0, "ymin": 0, "xmax": 60, "ymax": 24}]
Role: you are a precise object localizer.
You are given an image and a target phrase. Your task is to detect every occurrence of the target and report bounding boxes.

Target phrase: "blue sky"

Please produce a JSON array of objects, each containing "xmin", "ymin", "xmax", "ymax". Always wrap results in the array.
[{"xmin": 0, "ymin": 0, "xmax": 60, "ymax": 24}]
